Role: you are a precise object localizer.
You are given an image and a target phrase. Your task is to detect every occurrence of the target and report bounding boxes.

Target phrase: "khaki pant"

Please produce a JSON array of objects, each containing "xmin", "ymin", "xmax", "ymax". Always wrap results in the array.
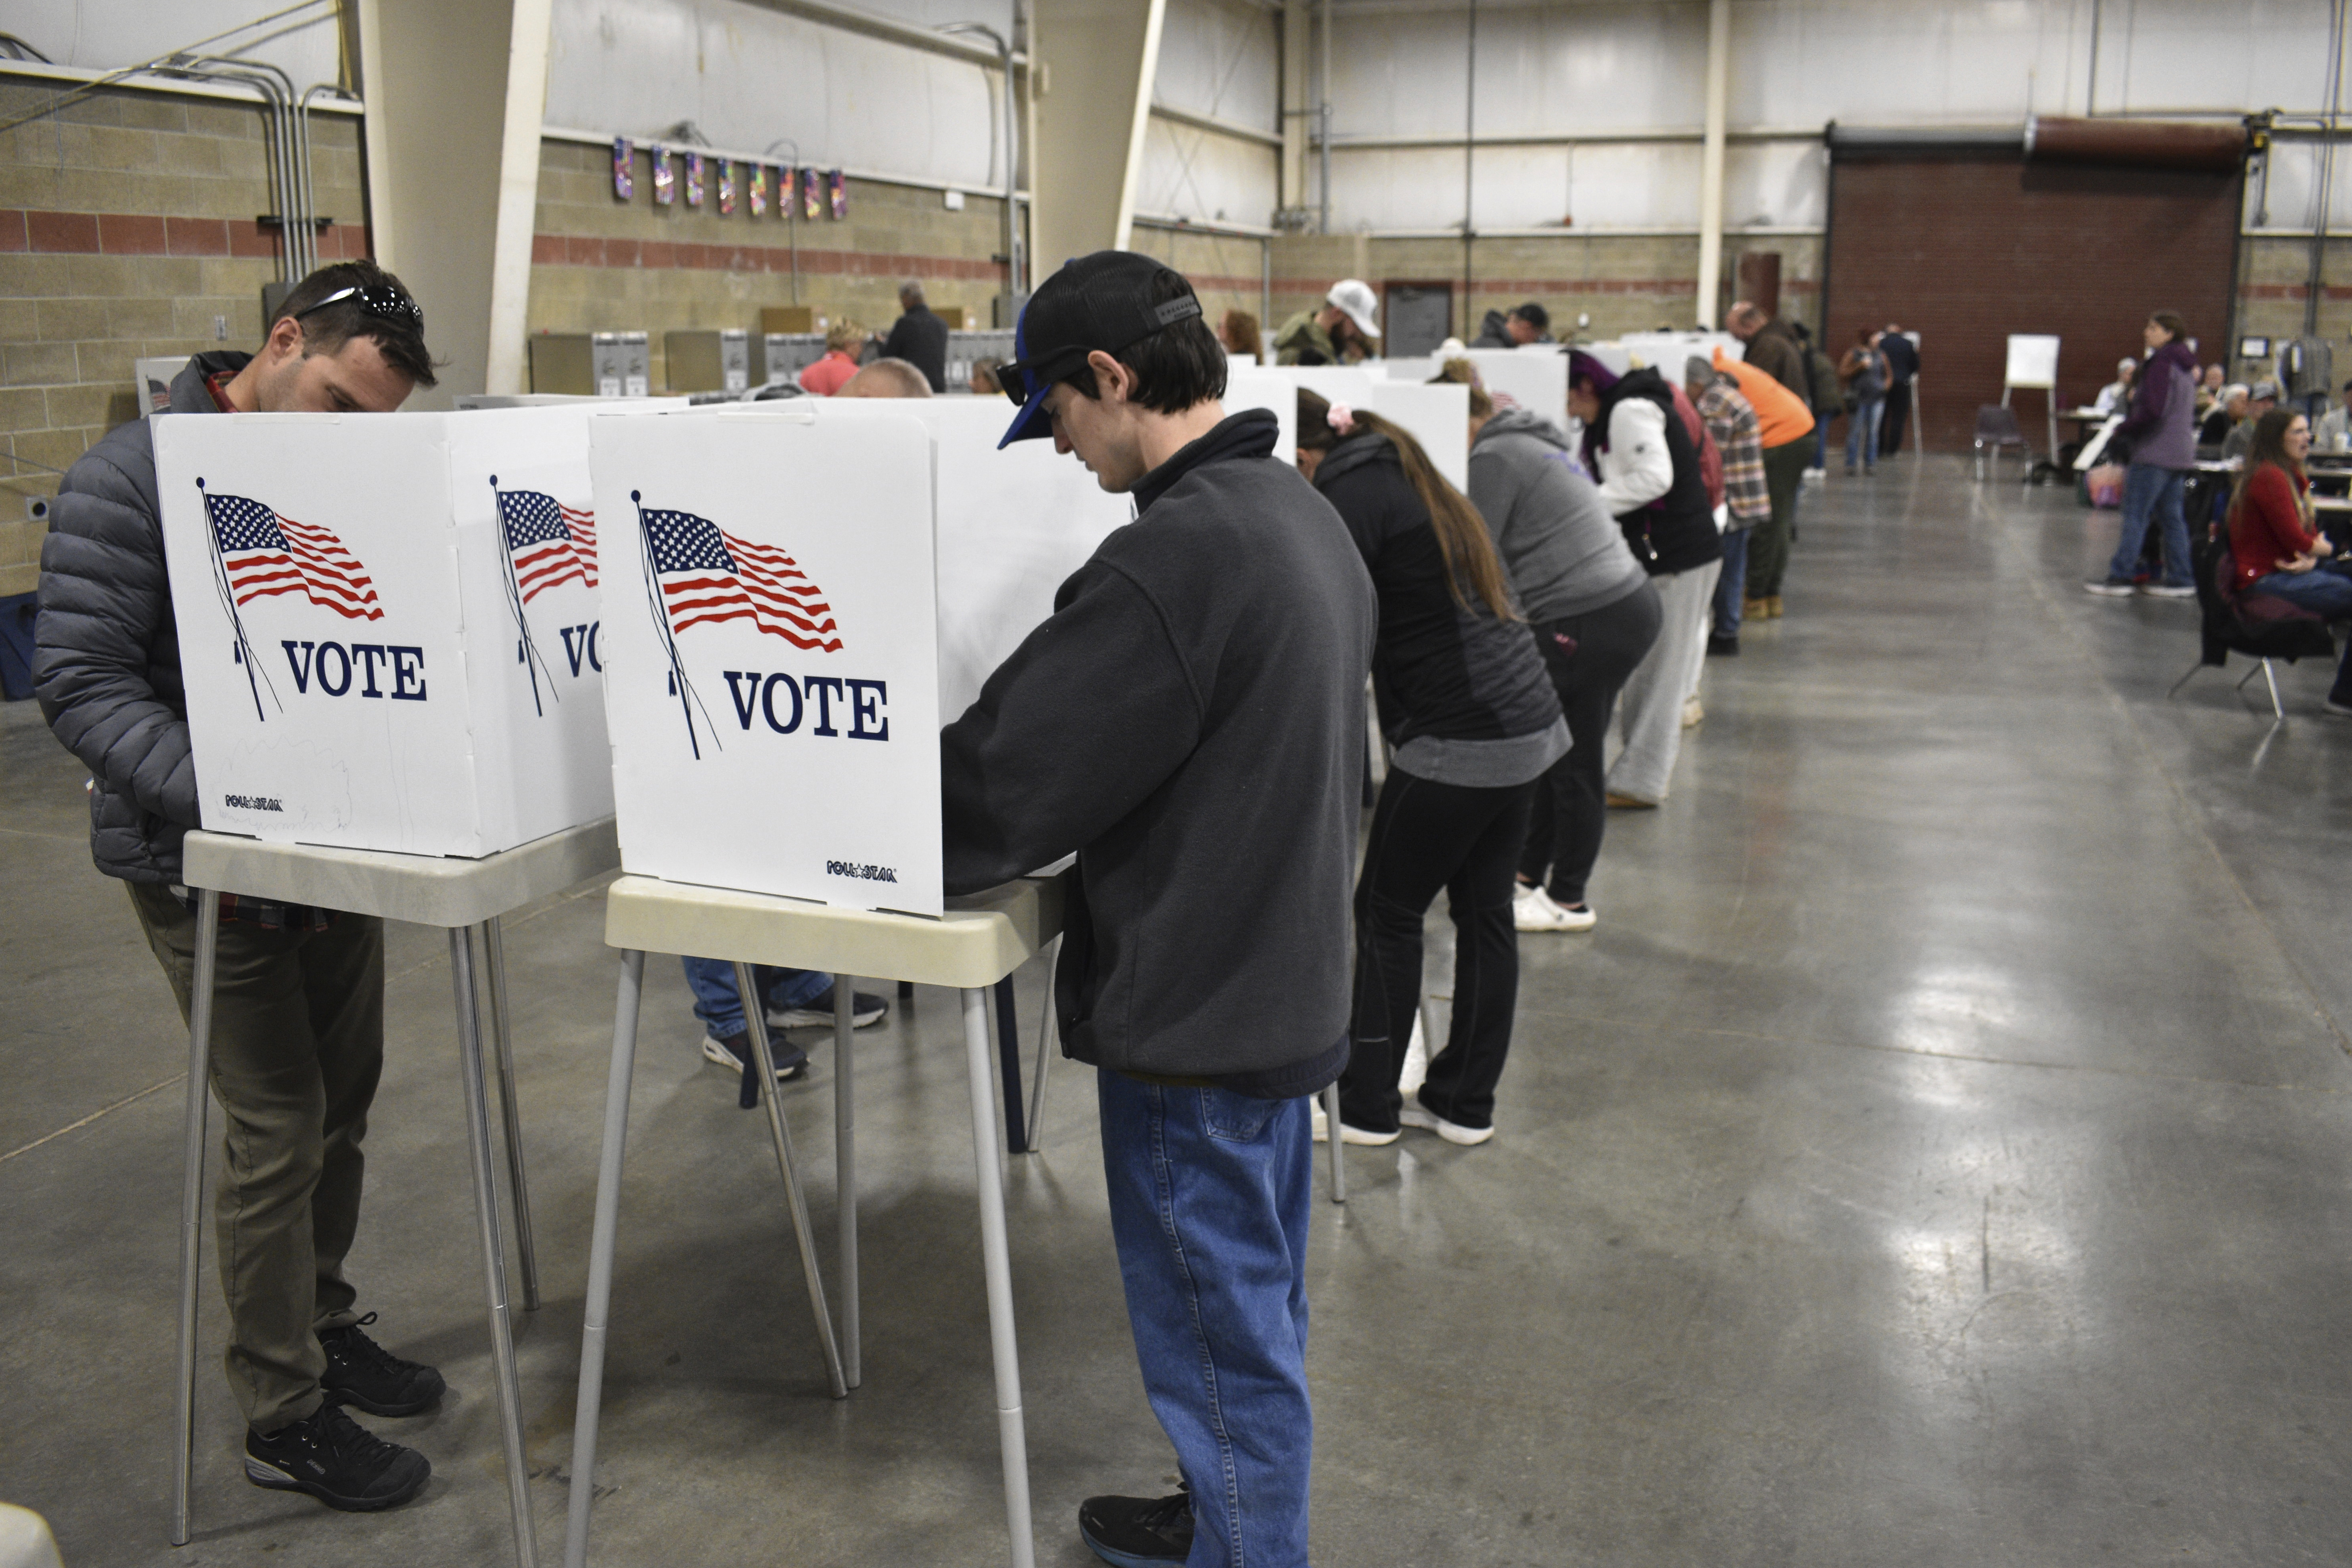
[{"xmin": 128, "ymin": 880, "xmax": 385, "ymax": 1433}]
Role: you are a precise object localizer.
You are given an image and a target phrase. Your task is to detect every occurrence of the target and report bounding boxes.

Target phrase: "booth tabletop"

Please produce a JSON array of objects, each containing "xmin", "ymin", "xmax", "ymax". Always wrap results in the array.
[
  {"xmin": 182, "ymin": 818, "xmax": 621, "ymax": 928},
  {"xmin": 603, "ymin": 871, "xmax": 1068, "ymax": 989}
]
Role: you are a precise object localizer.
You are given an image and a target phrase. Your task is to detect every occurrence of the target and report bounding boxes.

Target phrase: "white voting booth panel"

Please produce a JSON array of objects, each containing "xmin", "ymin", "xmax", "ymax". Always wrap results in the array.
[
  {"xmin": 1363, "ymin": 381, "xmax": 1471, "ymax": 493},
  {"xmin": 1463, "ymin": 349, "xmax": 1569, "ymax": 434},
  {"xmin": 1220, "ymin": 367, "xmax": 1300, "ymax": 464},
  {"xmin": 799, "ymin": 398, "xmax": 1135, "ymax": 722},
  {"xmin": 154, "ymin": 407, "xmax": 615, "ymax": 859},
  {"xmin": 590, "ymin": 410, "xmax": 946, "ymax": 917}
]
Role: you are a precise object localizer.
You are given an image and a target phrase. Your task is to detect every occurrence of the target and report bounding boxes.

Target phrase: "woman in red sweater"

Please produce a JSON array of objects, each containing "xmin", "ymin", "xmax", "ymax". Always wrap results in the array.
[{"xmin": 2228, "ymin": 407, "xmax": 2352, "ymax": 714}]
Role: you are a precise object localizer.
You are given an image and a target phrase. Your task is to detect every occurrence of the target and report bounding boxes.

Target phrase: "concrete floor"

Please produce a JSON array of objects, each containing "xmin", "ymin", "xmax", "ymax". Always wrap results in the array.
[{"xmin": 4, "ymin": 456, "xmax": 2351, "ymax": 1567}]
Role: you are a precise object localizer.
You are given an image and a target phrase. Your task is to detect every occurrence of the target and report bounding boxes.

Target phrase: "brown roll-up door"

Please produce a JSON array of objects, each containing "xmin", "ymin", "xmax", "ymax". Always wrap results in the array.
[{"xmin": 1822, "ymin": 135, "xmax": 2242, "ymax": 453}]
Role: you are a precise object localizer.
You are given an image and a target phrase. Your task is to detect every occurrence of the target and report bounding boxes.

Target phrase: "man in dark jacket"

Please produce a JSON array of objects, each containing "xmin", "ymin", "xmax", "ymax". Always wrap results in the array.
[
  {"xmin": 1727, "ymin": 299, "xmax": 1810, "ymax": 401},
  {"xmin": 951, "ymin": 251, "xmax": 1374, "ymax": 1568},
  {"xmin": 880, "ymin": 280, "xmax": 951, "ymax": 391},
  {"xmin": 34, "ymin": 261, "xmax": 447, "ymax": 1514},
  {"xmin": 1877, "ymin": 324, "xmax": 1919, "ymax": 456},
  {"xmin": 1470, "ymin": 301, "xmax": 1553, "ymax": 348}
]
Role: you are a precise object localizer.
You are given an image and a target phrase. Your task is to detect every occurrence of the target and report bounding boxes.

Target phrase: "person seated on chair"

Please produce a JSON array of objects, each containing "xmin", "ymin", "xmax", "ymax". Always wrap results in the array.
[
  {"xmin": 2200, "ymin": 384, "xmax": 2247, "ymax": 449},
  {"xmin": 2195, "ymin": 361, "xmax": 2226, "ymax": 417},
  {"xmin": 2093, "ymin": 357, "xmax": 2137, "ymax": 415},
  {"xmin": 2226, "ymin": 406, "xmax": 2352, "ymax": 716},
  {"xmin": 2220, "ymin": 380, "xmax": 2279, "ymax": 463},
  {"xmin": 2313, "ymin": 378, "xmax": 2352, "ymax": 454}
]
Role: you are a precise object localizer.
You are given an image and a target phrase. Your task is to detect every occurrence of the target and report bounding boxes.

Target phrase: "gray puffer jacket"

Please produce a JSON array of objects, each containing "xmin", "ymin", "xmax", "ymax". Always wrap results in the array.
[{"xmin": 34, "ymin": 352, "xmax": 246, "ymax": 883}]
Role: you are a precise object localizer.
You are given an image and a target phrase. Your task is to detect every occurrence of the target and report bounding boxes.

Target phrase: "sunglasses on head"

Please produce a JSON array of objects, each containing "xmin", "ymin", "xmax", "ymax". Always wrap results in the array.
[{"xmin": 293, "ymin": 281, "xmax": 423, "ymax": 333}]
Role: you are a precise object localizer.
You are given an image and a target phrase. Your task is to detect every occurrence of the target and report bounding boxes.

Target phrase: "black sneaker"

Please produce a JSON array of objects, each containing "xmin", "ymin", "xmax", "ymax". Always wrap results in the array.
[
  {"xmin": 1706, "ymin": 633, "xmax": 1739, "ymax": 657},
  {"xmin": 1079, "ymin": 1488, "xmax": 1194, "ymax": 1567},
  {"xmin": 245, "ymin": 1400, "xmax": 430, "ymax": 1512},
  {"xmin": 702, "ymin": 1029, "xmax": 811, "ymax": 1081},
  {"xmin": 319, "ymin": 1313, "xmax": 445, "ymax": 1416},
  {"xmin": 768, "ymin": 985, "xmax": 889, "ymax": 1030}
]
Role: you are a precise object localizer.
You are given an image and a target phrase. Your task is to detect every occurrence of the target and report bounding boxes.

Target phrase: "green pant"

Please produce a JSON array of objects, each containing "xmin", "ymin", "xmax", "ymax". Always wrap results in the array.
[
  {"xmin": 1750, "ymin": 437, "xmax": 1811, "ymax": 599},
  {"xmin": 128, "ymin": 880, "xmax": 385, "ymax": 1434}
]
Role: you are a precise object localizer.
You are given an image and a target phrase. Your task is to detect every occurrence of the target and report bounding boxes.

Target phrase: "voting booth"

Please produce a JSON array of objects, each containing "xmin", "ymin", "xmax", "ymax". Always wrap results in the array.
[
  {"xmin": 154, "ymin": 406, "xmax": 617, "ymax": 860},
  {"xmin": 588, "ymin": 408, "xmax": 945, "ymax": 916}
]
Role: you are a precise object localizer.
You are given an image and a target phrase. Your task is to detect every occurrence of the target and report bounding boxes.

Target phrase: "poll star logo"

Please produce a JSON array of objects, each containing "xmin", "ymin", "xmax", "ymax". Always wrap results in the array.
[
  {"xmin": 631, "ymin": 491, "xmax": 855, "ymax": 759},
  {"xmin": 491, "ymin": 477, "xmax": 600, "ymax": 718},
  {"xmin": 199, "ymin": 480, "xmax": 389, "ymax": 721}
]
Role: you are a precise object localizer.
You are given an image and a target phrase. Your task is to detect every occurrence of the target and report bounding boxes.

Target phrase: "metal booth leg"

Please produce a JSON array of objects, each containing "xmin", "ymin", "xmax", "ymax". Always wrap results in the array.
[
  {"xmin": 480, "ymin": 916, "xmax": 541, "ymax": 1311},
  {"xmin": 994, "ymin": 976, "xmax": 1026, "ymax": 1153},
  {"xmin": 961, "ymin": 987, "xmax": 1037, "ymax": 1568},
  {"xmin": 1024, "ymin": 938, "xmax": 1060, "ymax": 1152},
  {"xmin": 171, "ymin": 888, "xmax": 221, "ymax": 1548},
  {"xmin": 1321, "ymin": 1081, "xmax": 1347, "ymax": 1205},
  {"xmin": 565, "ymin": 950, "xmax": 646, "ymax": 1568},
  {"xmin": 449, "ymin": 928, "xmax": 539, "ymax": 1568},
  {"xmin": 835, "ymin": 975, "xmax": 860, "ymax": 1390},
  {"xmin": 735, "ymin": 962, "xmax": 849, "ymax": 1400}
]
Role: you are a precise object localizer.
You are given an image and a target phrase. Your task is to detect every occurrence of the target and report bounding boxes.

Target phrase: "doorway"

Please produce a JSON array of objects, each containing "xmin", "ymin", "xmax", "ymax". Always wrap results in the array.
[{"xmin": 1383, "ymin": 281, "xmax": 1454, "ymax": 358}]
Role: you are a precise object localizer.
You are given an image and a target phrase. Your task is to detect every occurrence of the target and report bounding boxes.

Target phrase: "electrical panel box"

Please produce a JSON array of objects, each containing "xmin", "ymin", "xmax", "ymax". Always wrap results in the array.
[
  {"xmin": 760, "ymin": 306, "xmax": 816, "ymax": 336},
  {"xmin": 944, "ymin": 329, "xmax": 1016, "ymax": 395},
  {"xmin": 666, "ymin": 329, "xmax": 751, "ymax": 394},
  {"xmin": 757, "ymin": 333, "xmax": 827, "ymax": 387}
]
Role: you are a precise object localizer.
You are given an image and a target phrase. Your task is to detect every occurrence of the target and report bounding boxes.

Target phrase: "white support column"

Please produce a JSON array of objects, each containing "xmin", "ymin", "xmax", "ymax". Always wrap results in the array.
[
  {"xmin": 1033, "ymin": 0, "xmax": 1169, "ymax": 267},
  {"xmin": 1694, "ymin": 0, "xmax": 1730, "ymax": 329},
  {"xmin": 1280, "ymin": 0, "xmax": 1311, "ymax": 215},
  {"xmin": 354, "ymin": 0, "xmax": 553, "ymax": 406}
]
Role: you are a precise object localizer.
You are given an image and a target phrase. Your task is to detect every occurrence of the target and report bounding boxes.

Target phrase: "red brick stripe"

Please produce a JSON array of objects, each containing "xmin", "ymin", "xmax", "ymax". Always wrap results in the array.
[
  {"xmin": 0, "ymin": 208, "xmax": 369, "ymax": 261},
  {"xmin": 2239, "ymin": 281, "xmax": 2352, "ymax": 300},
  {"xmin": 532, "ymin": 231, "xmax": 1007, "ymax": 283}
]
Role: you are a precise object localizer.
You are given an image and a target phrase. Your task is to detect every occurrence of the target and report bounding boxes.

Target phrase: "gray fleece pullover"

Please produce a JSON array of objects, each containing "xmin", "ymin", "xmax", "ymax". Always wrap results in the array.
[{"xmin": 1468, "ymin": 407, "xmax": 1650, "ymax": 624}]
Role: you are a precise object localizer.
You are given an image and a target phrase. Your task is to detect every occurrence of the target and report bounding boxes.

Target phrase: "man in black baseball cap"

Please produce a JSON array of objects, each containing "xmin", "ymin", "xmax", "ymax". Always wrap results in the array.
[{"xmin": 944, "ymin": 251, "xmax": 1376, "ymax": 1567}]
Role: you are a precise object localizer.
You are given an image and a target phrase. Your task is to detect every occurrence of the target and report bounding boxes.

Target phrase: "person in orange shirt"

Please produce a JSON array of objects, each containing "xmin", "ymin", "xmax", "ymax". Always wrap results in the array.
[
  {"xmin": 796, "ymin": 319, "xmax": 867, "ymax": 395},
  {"xmin": 1712, "ymin": 344, "xmax": 1814, "ymax": 620}
]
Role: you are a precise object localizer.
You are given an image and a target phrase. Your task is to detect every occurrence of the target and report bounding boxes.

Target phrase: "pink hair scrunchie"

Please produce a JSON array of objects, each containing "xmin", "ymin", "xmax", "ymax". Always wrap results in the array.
[{"xmin": 1327, "ymin": 402, "xmax": 1357, "ymax": 436}]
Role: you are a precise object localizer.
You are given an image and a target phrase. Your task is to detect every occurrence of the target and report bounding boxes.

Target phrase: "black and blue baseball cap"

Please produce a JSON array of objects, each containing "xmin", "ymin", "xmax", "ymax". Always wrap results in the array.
[{"xmin": 997, "ymin": 250, "xmax": 1204, "ymax": 448}]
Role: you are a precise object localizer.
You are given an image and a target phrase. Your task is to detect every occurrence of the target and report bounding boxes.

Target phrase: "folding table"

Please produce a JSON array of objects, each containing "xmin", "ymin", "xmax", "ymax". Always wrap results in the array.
[
  {"xmin": 565, "ymin": 872, "xmax": 1067, "ymax": 1568},
  {"xmin": 174, "ymin": 818, "xmax": 621, "ymax": 1567}
]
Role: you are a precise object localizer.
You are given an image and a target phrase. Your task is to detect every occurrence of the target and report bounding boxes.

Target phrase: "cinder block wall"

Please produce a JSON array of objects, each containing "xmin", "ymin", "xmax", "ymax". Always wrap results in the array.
[
  {"xmin": 527, "ymin": 140, "xmax": 1010, "ymax": 390},
  {"xmin": 0, "ymin": 80, "xmax": 365, "ymax": 597},
  {"xmin": 1126, "ymin": 226, "xmax": 1273, "ymax": 349},
  {"xmin": 2234, "ymin": 237, "xmax": 2352, "ymax": 382}
]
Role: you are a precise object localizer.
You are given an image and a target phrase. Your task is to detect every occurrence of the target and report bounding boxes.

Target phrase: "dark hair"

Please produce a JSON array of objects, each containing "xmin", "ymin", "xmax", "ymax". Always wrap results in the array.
[
  {"xmin": 1220, "ymin": 309, "xmax": 1263, "ymax": 360},
  {"xmin": 2149, "ymin": 309, "xmax": 2187, "ymax": 343},
  {"xmin": 1296, "ymin": 387, "xmax": 1517, "ymax": 621},
  {"xmin": 1061, "ymin": 269, "xmax": 1227, "ymax": 414},
  {"xmin": 2228, "ymin": 405, "xmax": 2310, "ymax": 526},
  {"xmin": 1510, "ymin": 301, "xmax": 1548, "ymax": 331},
  {"xmin": 271, "ymin": 260, "xmax": 439, "ymax": 388}
]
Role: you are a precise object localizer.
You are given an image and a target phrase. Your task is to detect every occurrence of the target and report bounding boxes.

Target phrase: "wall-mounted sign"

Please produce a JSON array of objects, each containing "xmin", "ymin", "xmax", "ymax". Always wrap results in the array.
[
  {"xmin": 612, "ymin": 137, "xmax": 633, "ymax": 201},
  {"xmin": 652, "ymin": 144, "xmax": 674, "ymax": 205},
  {"xmin": 684, "ymin": 151, "xmax": 705, "ymax": 207}
]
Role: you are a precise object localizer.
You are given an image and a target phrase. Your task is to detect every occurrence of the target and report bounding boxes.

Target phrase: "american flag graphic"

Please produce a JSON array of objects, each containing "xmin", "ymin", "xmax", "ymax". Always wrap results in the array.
[
  {"xmin": 640, "ymin": 507, "xmax": 842, "ymax": 652},
  {"xmin": 203, "ymin": 491, "xmax": 383, "ymax": 621},
  {"xmin": 495, "ymin": 487, "xmax": 598, "ymax": 603}
]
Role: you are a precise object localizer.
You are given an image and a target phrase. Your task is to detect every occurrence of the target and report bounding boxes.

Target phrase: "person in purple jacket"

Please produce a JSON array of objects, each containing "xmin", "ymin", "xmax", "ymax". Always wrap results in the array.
[{"xmin": 2086, "ymin": 310, "xmax": 2201, "ymax": 599}]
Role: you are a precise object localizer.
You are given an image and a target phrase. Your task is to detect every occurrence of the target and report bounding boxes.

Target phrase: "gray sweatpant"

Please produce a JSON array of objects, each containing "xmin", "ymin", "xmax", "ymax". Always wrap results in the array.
[{"xmin": 1606, "ymin": 559, "xmax": 1720, "ymax": 804}]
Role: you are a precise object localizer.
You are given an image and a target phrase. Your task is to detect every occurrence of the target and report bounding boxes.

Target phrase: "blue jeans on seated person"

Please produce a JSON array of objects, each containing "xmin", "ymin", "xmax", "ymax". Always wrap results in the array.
[
  {"xmin": 2106, "ymin": 463, "xmax": 2192, "ymax": 587},
  {"xmin": 681, "ymin": 957, "xmax": 832, "ymax": 1039},
  {"xmin": 2250, "ymin": 561, "xmax": 2352, "ymax": 697},
  {"xmin": 1097, "ymin": 1069, "xmax": 1315, "ymax": 1568}
]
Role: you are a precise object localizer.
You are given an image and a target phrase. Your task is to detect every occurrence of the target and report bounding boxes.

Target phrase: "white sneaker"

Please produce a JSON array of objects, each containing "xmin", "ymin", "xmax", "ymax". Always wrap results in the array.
[
  {"xmin": 1399, "ymin": 1103, "xmax": 1495, "ymax": 1146},
  {"xmin": 1682, "ymin": 696, "xmax": 1704, "ymax": 728},
  {"xmin": 1312, "ymin": 1100, "xmax": 1400, "ymax": 1145},
  {"xmin": 1399, "ymin": 1011, "xmax": 1430, "ymax": 1097},
  {"xmin": 1514, "ymin": 883, "xmax": 1596, "ymax": 933}
]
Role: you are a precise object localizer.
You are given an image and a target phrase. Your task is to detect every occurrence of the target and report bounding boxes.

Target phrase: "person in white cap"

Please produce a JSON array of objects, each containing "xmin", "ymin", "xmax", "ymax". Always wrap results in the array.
[{"xmin": 1272, "ymin": 279, "xmax": 1380, "ymax": 366}]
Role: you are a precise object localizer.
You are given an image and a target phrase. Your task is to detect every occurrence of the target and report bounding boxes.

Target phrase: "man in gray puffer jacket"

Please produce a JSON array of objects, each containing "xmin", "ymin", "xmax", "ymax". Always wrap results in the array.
[{"xmin": 34, "ymin": 261, "xmax": 452, "ymax": 1516}]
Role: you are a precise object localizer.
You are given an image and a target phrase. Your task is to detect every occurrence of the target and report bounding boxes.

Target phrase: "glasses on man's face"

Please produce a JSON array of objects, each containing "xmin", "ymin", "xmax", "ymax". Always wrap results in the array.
[{"xmin": 293, "ymin": 281, "xmax": 423, "ymax": 333}]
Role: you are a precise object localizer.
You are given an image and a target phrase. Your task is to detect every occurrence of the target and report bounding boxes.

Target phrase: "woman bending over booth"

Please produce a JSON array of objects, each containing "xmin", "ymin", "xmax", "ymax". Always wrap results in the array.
[{"xmin": 1296, "ymin": 389, "xmax": 1566, "ymax": 1146}]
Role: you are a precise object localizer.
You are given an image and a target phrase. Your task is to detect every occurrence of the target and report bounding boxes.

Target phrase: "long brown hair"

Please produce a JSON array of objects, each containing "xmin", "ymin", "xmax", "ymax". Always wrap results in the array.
[
  {"xmin": 2228, "ymin": 405, "xmax": 2312, "ymax": 529},
  {"xmin": 1221, "ymin": 309, "xmax": 1264, "ymax": 360},
  {"xmin": 1298, "ymin": 387, "xmax": 1518, "ymax": 620}
]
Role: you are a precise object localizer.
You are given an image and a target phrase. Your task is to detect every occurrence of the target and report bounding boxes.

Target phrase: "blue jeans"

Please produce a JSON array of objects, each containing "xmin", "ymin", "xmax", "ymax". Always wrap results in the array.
[
  {"xmin": 2105, "ymin": 463, "xmax": 2192, "ymax": 587},
  {"xmin": 680, "ymin": 957, "xmax": 831, "ymax": 1038},
  {"xmin": 1844, "ymin": 399, "xmax": 1883, "ymax": 469},
  {"xmin": 1713, "ymin": 528, "xmax": 1750, "ymax": 639},
  {"xmin": 1097, "ymin": 1070, "xmax": 1315, "ymax": 1568},
  {"xmin": 2252, "ymin": 563, "xmax": 2352, "ymax": 695}
]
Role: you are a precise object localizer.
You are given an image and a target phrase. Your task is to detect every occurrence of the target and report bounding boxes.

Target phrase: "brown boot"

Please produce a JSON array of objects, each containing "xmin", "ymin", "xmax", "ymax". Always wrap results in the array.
[
  {"xmin": 1766, "ymin": 595, "xmax": 1784, "ymax": 618},
  {"xmin": 1744, "ymin": 598, "xmax": 1770, "ymax": 621}
]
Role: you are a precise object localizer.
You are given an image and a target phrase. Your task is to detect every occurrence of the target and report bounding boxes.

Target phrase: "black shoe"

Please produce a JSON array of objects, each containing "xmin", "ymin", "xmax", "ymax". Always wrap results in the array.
[
  {"xmin": 319, "ymin": 1313, "xmax": 445, "ymax": 1416},
  {"xmin": 702, "ymin": 1029, "xmax": 811, "ymax": 1081},
  {"xmin": 1706, "ymin": 634, "xmax": 1739, "ymax": 657},
  {"xmin": 245, "ymin": 1399, "xmax": 430, "ymax": 1512},
  {"xmin": 769, "ymin": 985, "xmax": 889, "ymax": 1029},
  {"xmin": 1079, "ymin": 1488, "xmax": 1194, "ymax": 1567}
]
